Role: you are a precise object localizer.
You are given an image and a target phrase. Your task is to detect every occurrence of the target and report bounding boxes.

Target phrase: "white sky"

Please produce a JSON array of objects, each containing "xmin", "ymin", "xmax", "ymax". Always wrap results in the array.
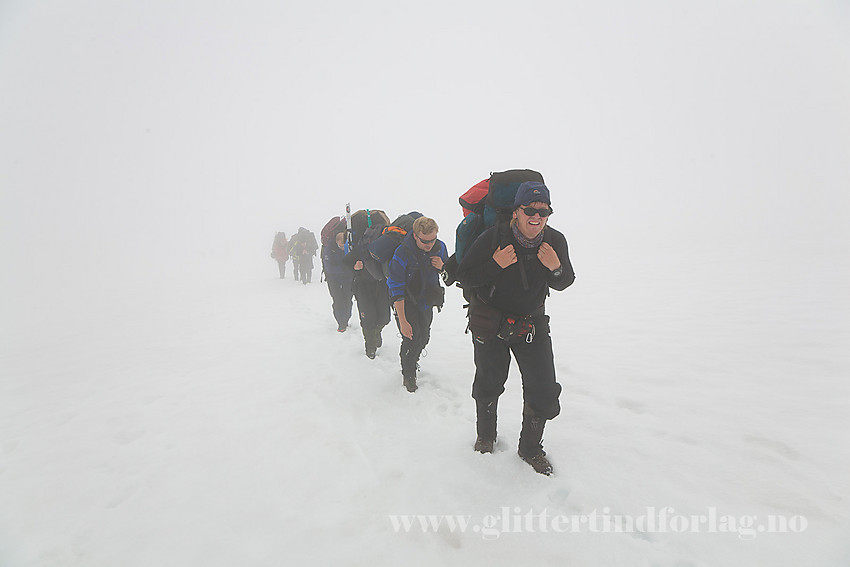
[
  {"xmin": 2, "ymin": 4, "xmax": 849, "ymax": 563},
  {"xmin": 1, "ymin": 0, "xmax": 849, "ymax": 292}
]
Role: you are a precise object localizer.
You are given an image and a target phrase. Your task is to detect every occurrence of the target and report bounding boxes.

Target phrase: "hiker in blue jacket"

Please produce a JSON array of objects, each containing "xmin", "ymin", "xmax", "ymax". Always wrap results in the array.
[
  {"xmin": 321, "ymin": 232, "xmax": 355, "ymax": 332},
  {"xmin": 387, "ymin": 217, "xmax": 448, "ymax": 393}
]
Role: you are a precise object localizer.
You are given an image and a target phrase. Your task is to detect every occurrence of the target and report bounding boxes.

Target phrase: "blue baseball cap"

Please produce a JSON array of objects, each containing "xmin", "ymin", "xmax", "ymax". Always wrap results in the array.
[{"xmin": 514, "ymin": 181, "xmax": 551, "ymax": 207}]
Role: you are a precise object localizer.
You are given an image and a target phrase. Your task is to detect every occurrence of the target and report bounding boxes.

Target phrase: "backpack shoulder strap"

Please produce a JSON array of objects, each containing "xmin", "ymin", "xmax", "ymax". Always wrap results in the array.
[{"xmin": 491, "ymin": 220, "xmax": 512, "ymax": 251}]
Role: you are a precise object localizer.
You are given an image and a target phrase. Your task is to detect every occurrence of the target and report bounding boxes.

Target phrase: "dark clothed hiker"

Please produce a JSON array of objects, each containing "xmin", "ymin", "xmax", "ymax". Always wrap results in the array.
[
  {"xmin": 387, "ymin": 217, "xmax": 448, "ymax": 392},
  {"xmin": 457, "ymin": 181, "xmax": 575, "ymax": 475},
  {"xmin": 289, "ymin": 232, "xmax": 301, "ymax": 281},
  {"xmin": 322, "ymin": 233, "xmax": 355, "ymax": 332},
  {"xmin": 291, "ymin": 227, "xmax": 318, "ymax": 284},
  {"xmin": 298, "ymin": 228, "xmax": 317, "ymax": 284},
  {"xmin": 343, "ymin": 234, "xmax": 391, "ymax": 359},
  {"xmin": 297, "ymin": 241, "xmax": 314, "ymax": 284}
]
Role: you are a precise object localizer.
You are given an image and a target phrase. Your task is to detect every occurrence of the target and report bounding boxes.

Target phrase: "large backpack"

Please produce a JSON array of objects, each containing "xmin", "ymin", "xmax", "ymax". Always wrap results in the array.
[
  {"xmin": 288, "ymin": 232, "xmax": 300, "ymax": 258},
  {"xmin": 387, "ymin": 211, "xmax": 422, "ymax": 236},
  {"xmin": 296, "ymin": 227, "xmax": 319, "ymax": 256},
  {"xmin": 321, "ymin": 216, "xmax": 347, "ymax": 246},
  {"xmin": 459, "ymin": 179, "xmax": 489, "ymax": 217},
  {"xmin": 368, "ymin": 211, "xmax": 423, "ymax": 264},
  {"xmin": 459, "ymin": 169, "xmax": 544, "ymax": 254},
  {"xmin": 350, "ymin": 209, "xmax": 390, "ymax": 245},
  {"xmin": 348, "ymin": 209, "xmax": 391, "ymax": 281},
  {"xmin": 443, "ymin": 169, "xmax": 545, "ymax": 287}
]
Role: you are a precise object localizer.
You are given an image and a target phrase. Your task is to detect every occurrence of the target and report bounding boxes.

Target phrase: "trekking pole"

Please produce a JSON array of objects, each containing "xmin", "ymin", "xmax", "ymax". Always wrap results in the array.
[{"xmin": 345, "ymin": 203, "xmax": 352, "ymax": 254}]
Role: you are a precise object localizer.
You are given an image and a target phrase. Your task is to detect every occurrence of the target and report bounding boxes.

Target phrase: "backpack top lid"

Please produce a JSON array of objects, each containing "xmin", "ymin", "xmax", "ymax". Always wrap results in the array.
[
  {"xmin": 351, "ymin": 209, "xmax": 390, "ymax": 243},
  {"xmin": 388, "ymin": 211, "xmax": 423, "ymax": 235},
  {"xmin": 459, "ymin": 179, "xmax": 489, "ymax": 217},
  {"xmin": 320, "ymin": 216, "xmax": 346, "ymax": 246},
  {"xmin": 370, "ymin": 211, "xmax": 424, "ymax": 263},
  {"xmin": 486, "ymin": 169, "xmax": 545, "ymax": 212},
  {"xmin": 453, "ymin": 169, "xmax": 545, "ymax": 261},
  {"xmin": 296, "ymin": 226, "xmax": 318, "ymax": 253}
]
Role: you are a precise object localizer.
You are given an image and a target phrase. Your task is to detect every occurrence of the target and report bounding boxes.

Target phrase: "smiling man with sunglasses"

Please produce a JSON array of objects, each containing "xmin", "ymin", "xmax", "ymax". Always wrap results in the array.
[{"xmin": 456, "ymin": 181, "xmax": 575, "ymax": 475}]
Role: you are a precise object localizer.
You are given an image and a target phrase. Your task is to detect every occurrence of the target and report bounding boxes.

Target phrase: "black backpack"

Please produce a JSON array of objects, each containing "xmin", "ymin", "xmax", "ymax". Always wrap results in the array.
[
  {"xmin": 349, "ymin": 209, "xmax": 390, "ymax": 244},
  {"xmin": 349, "ymin": 209, "xmax": 390, "ymax": 282}
]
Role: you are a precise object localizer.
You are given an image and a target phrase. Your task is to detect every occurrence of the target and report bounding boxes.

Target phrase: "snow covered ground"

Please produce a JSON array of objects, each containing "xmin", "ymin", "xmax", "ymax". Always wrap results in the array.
[
  {"xmin": 2, "ymin": 232, "xmax": 848, "ymax": 566},
  {"xmin": 3, "ymin": 0, "xmax": 850, "ymax": 565}
]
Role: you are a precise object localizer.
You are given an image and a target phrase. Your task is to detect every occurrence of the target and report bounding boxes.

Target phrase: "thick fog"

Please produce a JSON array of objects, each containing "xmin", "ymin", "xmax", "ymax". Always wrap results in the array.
[
  {"xmin": 2, "ymin": 2, "xmax": 850, "ymax": 565},
  {"xmin": 2, "ymin": 2, "xmax": 849, "ymax": 343}
]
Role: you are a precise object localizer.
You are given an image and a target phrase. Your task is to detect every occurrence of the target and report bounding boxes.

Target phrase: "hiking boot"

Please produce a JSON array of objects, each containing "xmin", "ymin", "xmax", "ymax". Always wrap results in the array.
[
  {"xmin": 403, "ymin": 375, "xmax": 417, "ymax": 392},
  {"xmin": 364, "ymin": 327, "xmax": 381, "ymax": 355},
  {"xmin": 518, "ymin": 450, "xmax": 553, "ymax": 476},
  {"xmin": 474, "ymin": 436, "xmax": 495, "ymax": 453},
  {"xmin": 363, "ymin": 327, "xmax": 377, "ymax": 358},
  {"xmin": 518, "ymin": 412, "xmax": 546, "ymax": 459},
  {"xmin": 475, "ymin": 398, "xmax": 498, "ymax": 445},
  {"xmin": 518, "ymin": 410, "xmax": 552, "ymax": 474}
]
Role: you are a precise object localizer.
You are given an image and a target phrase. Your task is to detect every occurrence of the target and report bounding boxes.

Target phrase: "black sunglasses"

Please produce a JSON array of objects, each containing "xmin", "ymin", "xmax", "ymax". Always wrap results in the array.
[
  {"xmin": 415, "ymin": 233, "xmax": 437, "ymax": 244},
  {"xmin": 521, "ymin": 206, "xmax": 552, "ymax": 218}
]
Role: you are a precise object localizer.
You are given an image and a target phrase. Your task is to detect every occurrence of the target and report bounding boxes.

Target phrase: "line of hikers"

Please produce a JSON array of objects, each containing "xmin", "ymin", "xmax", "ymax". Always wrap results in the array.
[
  {"xmin": 270, "ymin": 227, "xmax": 318, "ymax": 284},
  {"xmin": 321, "ymin": 212, "xmax": 447, "ymax": 395},
  {"xmin": 272, "ymin": 171, "xmax": 576, "ymax": 476}
]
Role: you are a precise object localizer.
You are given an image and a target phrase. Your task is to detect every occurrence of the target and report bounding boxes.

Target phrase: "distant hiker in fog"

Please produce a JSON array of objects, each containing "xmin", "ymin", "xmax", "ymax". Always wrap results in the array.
[
  {"xmin": 457, "ymin": 181, "xmax": 575, "ymax": 476},
  {"xmin": 322, "ymin": 232, "xmax": 355, "ymax": 332},
  {"xmin": 386, "ymin": 217, "xmax": 447, "ymax": 393},
  {"xmin": 293, "ymin": 227, "xmax": 318, "ymax": 284},
  {"xmin": 289, "ymin": 231, "xmax": 301, "ymax": 281},
  {"xmin": 295, "ymin": 240, "xmax": 313, "ymax": 284},
  {"xmin": 270, "ymin": 232, "xmax": 289, "ymax": 279}
]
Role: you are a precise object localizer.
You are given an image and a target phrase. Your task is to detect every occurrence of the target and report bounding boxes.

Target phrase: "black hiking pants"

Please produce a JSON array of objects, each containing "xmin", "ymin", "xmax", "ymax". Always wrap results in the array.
[
  {"xmin": 326, "ymin": 277, "xmax": 353, "ymax": 328},
  {"xmin": 300, "ymin": 256, "xmax": 313, "ymax": 284},
  {"xmin": 353, "ymin": 279, "xmax": 391, "ymax": 330},
  {"xmin": 396, "ymin": 303, "xmax": 433, "ymax": 378},
  {"xmin": 471, "ymin": 315, "xmax": 561, "ymax": 420}
]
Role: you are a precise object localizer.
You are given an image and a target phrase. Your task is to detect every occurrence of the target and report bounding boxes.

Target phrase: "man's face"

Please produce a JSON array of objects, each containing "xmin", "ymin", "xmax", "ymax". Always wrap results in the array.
[
  {"xmin": 414, "ymin": 230, "xmax": 438, "ymax": 252},
  {"xmin": 513, "ymin": 201, "xmax": 551, "ymax": 240}
]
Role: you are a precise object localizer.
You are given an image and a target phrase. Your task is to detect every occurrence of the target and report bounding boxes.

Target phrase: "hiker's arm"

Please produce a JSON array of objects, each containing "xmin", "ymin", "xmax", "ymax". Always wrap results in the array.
[
  {"xmin": 545, "ymin": 232, "xmax": 575, "ymax": 290},
  {"xmin": 431, "ymin": 241, "xmax": 448, "ymax": 271},
  {"xmin": 341, "ymin": 247, "xmax": 358, "ymax": 268},
  {"xmin": 394, "ymin": 299, "xmax": 413, "ymax": 339},
  {"xmin": 386, "ymin": 252, "xmax": 407, "ymax": 303}
]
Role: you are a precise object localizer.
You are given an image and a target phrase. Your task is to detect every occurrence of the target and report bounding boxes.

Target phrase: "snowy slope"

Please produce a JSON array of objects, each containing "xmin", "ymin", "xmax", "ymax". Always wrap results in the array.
[
  {"xmin": 2, "ymin": 0, "xmax": 850, "ymax": 564},
  {"xmin": 1, "ymin": 237, "xmax": 847, "ymax": 566}
]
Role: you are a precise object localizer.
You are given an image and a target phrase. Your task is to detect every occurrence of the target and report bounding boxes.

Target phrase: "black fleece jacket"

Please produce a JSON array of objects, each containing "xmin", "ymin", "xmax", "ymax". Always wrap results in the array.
[{"xmin": 456, "ymin": 224, "xmax": 575, "ymax": 316}]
